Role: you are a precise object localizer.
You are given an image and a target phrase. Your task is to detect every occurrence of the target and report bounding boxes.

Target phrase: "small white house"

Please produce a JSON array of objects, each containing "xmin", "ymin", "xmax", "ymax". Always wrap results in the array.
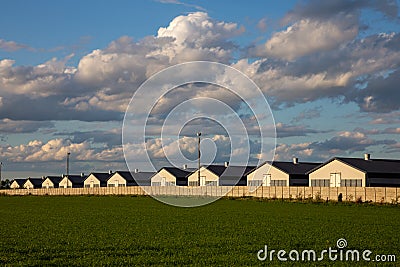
[
  {"xmin": 187, "ymin": 163, "xmax": 255, "ymax": 186},
  {"xmin": 150, "ymin": 167, "xmax": 193, "ymax": 186},
  {"xmin": 107, "ymin": 171, "xmax": 134, "ymax": 187},
  {"xmin": 84, "ymin": 172, "xmax": 112, "ymax": 188},
  {"xmin": 247, "ymin": 158, "xmax": 320, "ymax": 187},
  {"xmin": 308, "ymin": 154, "xmax": 400, "ymax": 187},
  {"xmin": 10, "ymin": 179, "xmax": 26, "ymax": 189},
  {"xmin": 42, "ymin": 176, "xmax": 63, "ymax": 188},
  {"xmin": 23, "ymin": 178, "xmax": 43, "ymax": 189},
  {"xmin": 59, "ymin": 174, "xmax": 86, "ymax": 188},
  {"xmin": 187, "ymin": 166, "xmax": 221, "ymax": 186}
]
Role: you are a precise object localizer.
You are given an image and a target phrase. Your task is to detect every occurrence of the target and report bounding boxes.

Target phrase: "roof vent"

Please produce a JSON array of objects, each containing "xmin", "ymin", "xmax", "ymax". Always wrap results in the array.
[
  {"xmin": 364, "ymin": 153, "xmax": 370, "ymax": 161},
  {"xmin": 293, "ymin": 157, "xmax": 298, "ymax": 164},
  {"xmin": 109, "ymin": 170, "xmax": 113, "ymax": 174},
  {"xmin": 81, "ymin": 172, "xmax": 85, "ymax": 177},
  {"xmin": 182, "ymin": 164, "xmax": 188, "ymax": 170},
  {"xmin": 224, "ymin": 161, "xmax": 229, "ymax": 167},
  {"xmin": 134, "ymin": 168, "xmax": 139, "ymax": 173}
]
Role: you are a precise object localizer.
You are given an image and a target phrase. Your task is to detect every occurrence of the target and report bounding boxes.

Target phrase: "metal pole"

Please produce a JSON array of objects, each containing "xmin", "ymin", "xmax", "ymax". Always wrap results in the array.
[
  {"xmin": 197, "ymin": 132, "xmax": 201, "ymax": 186},
  {"xmin": 67, "ymin": 152, "xmax": 70, "ymax": 176},
  {"xmin": 66, "ymin": 152, "xmax": 70, "ymax": 188}
]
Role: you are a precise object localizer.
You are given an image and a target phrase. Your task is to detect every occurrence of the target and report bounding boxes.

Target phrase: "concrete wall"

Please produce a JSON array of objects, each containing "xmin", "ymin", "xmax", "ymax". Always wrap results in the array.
[{"xmin": 2, "ymin": 186, "xmax": 399, "ymax": 204}]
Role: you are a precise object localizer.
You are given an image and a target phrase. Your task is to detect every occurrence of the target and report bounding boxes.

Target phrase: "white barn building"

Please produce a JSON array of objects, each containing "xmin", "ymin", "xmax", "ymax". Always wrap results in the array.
[
  {"xmin": 187, "ymin": 163, "xmax": 255, "ymax": 186},
  {"xmin": 151, "ymin": 167, "xmax": 194, "ymax": 186},
  {"xmin": 10, "ymin": 179, "xmax": 26, "ymax": 189},
  {"xmin": 308, "ymin": 154, "xmax": 400, "ymax": 187},
  {"xmin": 247, "ymin": 158, "xmax": 320, "ymax": 187},
  {"xmin": 59, "ymin": 174, "xmax": 86, "ymax": 188},
  {"xmin": 42, "ymin": 176, "xmax": 63, "ymax": 188},
  {"xmin": 23, "ymin": 178, "xmax": 43, "ymax": 189},
  {"xmin": 84, "ymin": 172, "xmax": 112, "ymax": 188},
  {"xmin": 107, "ymin": 171, "xmax": 141, "ymax": 187}
]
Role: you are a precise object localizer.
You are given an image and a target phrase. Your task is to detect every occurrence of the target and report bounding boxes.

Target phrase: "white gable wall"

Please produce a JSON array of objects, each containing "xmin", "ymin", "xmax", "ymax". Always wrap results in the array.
[
  {"xmin": 247, "ymin": 163, "xmax": 289, "ymax": 186},
  {"xmin": 84, "ymin": 174, "xmax": 101, "ymax": 188},
  {"xmin": 42, "ymin": 178, "xmax": 55, "ymax": 188},
  {"xmin": 23, "ymin": 180, "xmax": 35, "ymax": 189},
  {"xmin": 10, "ymin": 181, "xmax": 21, "ymax": 189},
  {"xmin": 309, "ymin": 159, "xmax": 366, "ymax": 187},
  {"xmin": 151, "ymin": 169, "xmax": 178, "ymax": 186},
  {"xmin": 59, "ymin": 177, "xmax": 73, "ymax": 188},
  {"xmin": 107, "ymin": 173, "xmax": 127, "ymax": 187},
  {"xmin": 187, "ymin": 167, "xmax": 219, "ymax": 186}
]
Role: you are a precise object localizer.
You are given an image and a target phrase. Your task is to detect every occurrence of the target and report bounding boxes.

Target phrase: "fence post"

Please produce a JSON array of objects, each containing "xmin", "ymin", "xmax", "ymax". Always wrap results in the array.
[
  {"xmin": 354, "ymin": 186, "xmax": 356, "ymax": 202},
  {"xmin": 364, "ymin": 187, "xmax": 367, "ymax": 202},
  {"xmin": 385, "ymin": 187, "xmax": 387, "ymax": 202}
]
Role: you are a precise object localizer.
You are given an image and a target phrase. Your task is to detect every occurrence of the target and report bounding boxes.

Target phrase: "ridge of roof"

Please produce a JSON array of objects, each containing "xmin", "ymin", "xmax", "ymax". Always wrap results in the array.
[
  {"xmin": 162, "ymin": 167, "xmax": 194, "ymax": 178},
  {"xmin": 204, "ymin": 165, "xmax": 256, "ymax": 177}
]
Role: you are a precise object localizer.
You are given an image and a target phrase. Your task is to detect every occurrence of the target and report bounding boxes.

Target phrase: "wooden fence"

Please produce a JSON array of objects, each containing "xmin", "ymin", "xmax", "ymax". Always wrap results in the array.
[{"xmin": 2, "ymin": 186, "xmax": 400, "ymax": 204}]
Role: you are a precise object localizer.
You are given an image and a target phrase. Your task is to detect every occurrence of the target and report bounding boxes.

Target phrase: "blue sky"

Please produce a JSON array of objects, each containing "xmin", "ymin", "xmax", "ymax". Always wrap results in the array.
[{"xmin": 1, "ymin": 0, "xmax": 400, "ymax": 179}]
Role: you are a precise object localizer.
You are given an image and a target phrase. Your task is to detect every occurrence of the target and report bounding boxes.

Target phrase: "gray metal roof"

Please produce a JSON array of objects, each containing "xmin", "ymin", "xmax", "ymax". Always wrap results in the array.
[
  {"xmin": 131, "ymin": 172, "xmax": 156, "ymax": 181},
  {"xmin": 162, "ymin": 167, "xmax": 194, "ymax": 178},
  {"xmin": 205, "ymin": 165, "xmax": 256, "ymax": 179},
  {"xmin": 111, "ymin": 171, "xmax": 135, "ymax": 182},
  {"xmin": 26, "ymin": 178, "xmax": 43, "ymax": 187},
  {"xmin": 64, "ymin": 175, "xmax": 86, "ymax": 184},
  {"xmin": 271, "ymin": 161, "xmax": 321, "ymax": 175},
  {"xmin": 86, "ymin": 172, "xmax": 111, "ymax": 182},
  {"xmin": 11, "ymin": 179, "xmax": 26, "ymax": 186},
  {"xmin": 44, "ymin": 176, "xmax": 63, "ymax": 184},
  {"xmin": 334, "ymin": 157, "xmax": 400, "ymax": 174}
]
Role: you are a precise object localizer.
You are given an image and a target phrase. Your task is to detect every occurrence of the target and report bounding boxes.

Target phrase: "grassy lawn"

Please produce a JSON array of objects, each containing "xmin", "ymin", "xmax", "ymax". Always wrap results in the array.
[{"xmin": 0, "ymin": 196, "xmax": 398, "ymax": 266}]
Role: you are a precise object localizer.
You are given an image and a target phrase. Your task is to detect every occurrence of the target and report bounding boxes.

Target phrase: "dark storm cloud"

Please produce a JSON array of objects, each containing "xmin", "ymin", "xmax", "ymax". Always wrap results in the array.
[
  {"xmin": 54, "ymin": 129, "xmax": 122, "ymax": 148},
  {"xmin": 0, "ymin": 119, "xmax": 54, "ymax": 133},
  {"xmin": 347, "ymin": 69, "xmax": 400, "ymax": 113},
  {"xmin": 276, "ymin": 122, "xmax": 328, "ymax": 138},
  {"xmin": 284, "ymin": 0, "xmax": 398, "ymax": 23},
  {"xmin": 275, "ymin": 131, "xmax": 397, "ymax": 161},
  {"xmin": 0, "ymin": 95, "xmax": 122, "ymax": 121}
]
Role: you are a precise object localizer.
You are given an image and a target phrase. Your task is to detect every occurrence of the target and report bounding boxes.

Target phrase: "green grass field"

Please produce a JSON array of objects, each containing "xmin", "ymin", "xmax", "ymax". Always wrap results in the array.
[{"xmin": 0, "ymin": 196, "xmax": 399, "ymax": 266}]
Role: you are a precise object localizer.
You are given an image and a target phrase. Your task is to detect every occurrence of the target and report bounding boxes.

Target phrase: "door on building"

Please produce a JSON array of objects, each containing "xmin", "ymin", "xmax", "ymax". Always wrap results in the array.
[
  {"xmin": 263, "ymin": 174, "xmax": 271, "ymax": 186},
  {"xmin": 200, "ymin": 176, "xmax": 206, "ymax": 186},
  {"xmin": 330, "ymin": 173, "xmax": 341, "ymax": 187},
  {"xmin": 115, "ymin": 180, "xmax": 119, "ymax": 187},
  {"xmin": 161, "ymin": 177, "xmax": 166, "ymax": 186}
]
